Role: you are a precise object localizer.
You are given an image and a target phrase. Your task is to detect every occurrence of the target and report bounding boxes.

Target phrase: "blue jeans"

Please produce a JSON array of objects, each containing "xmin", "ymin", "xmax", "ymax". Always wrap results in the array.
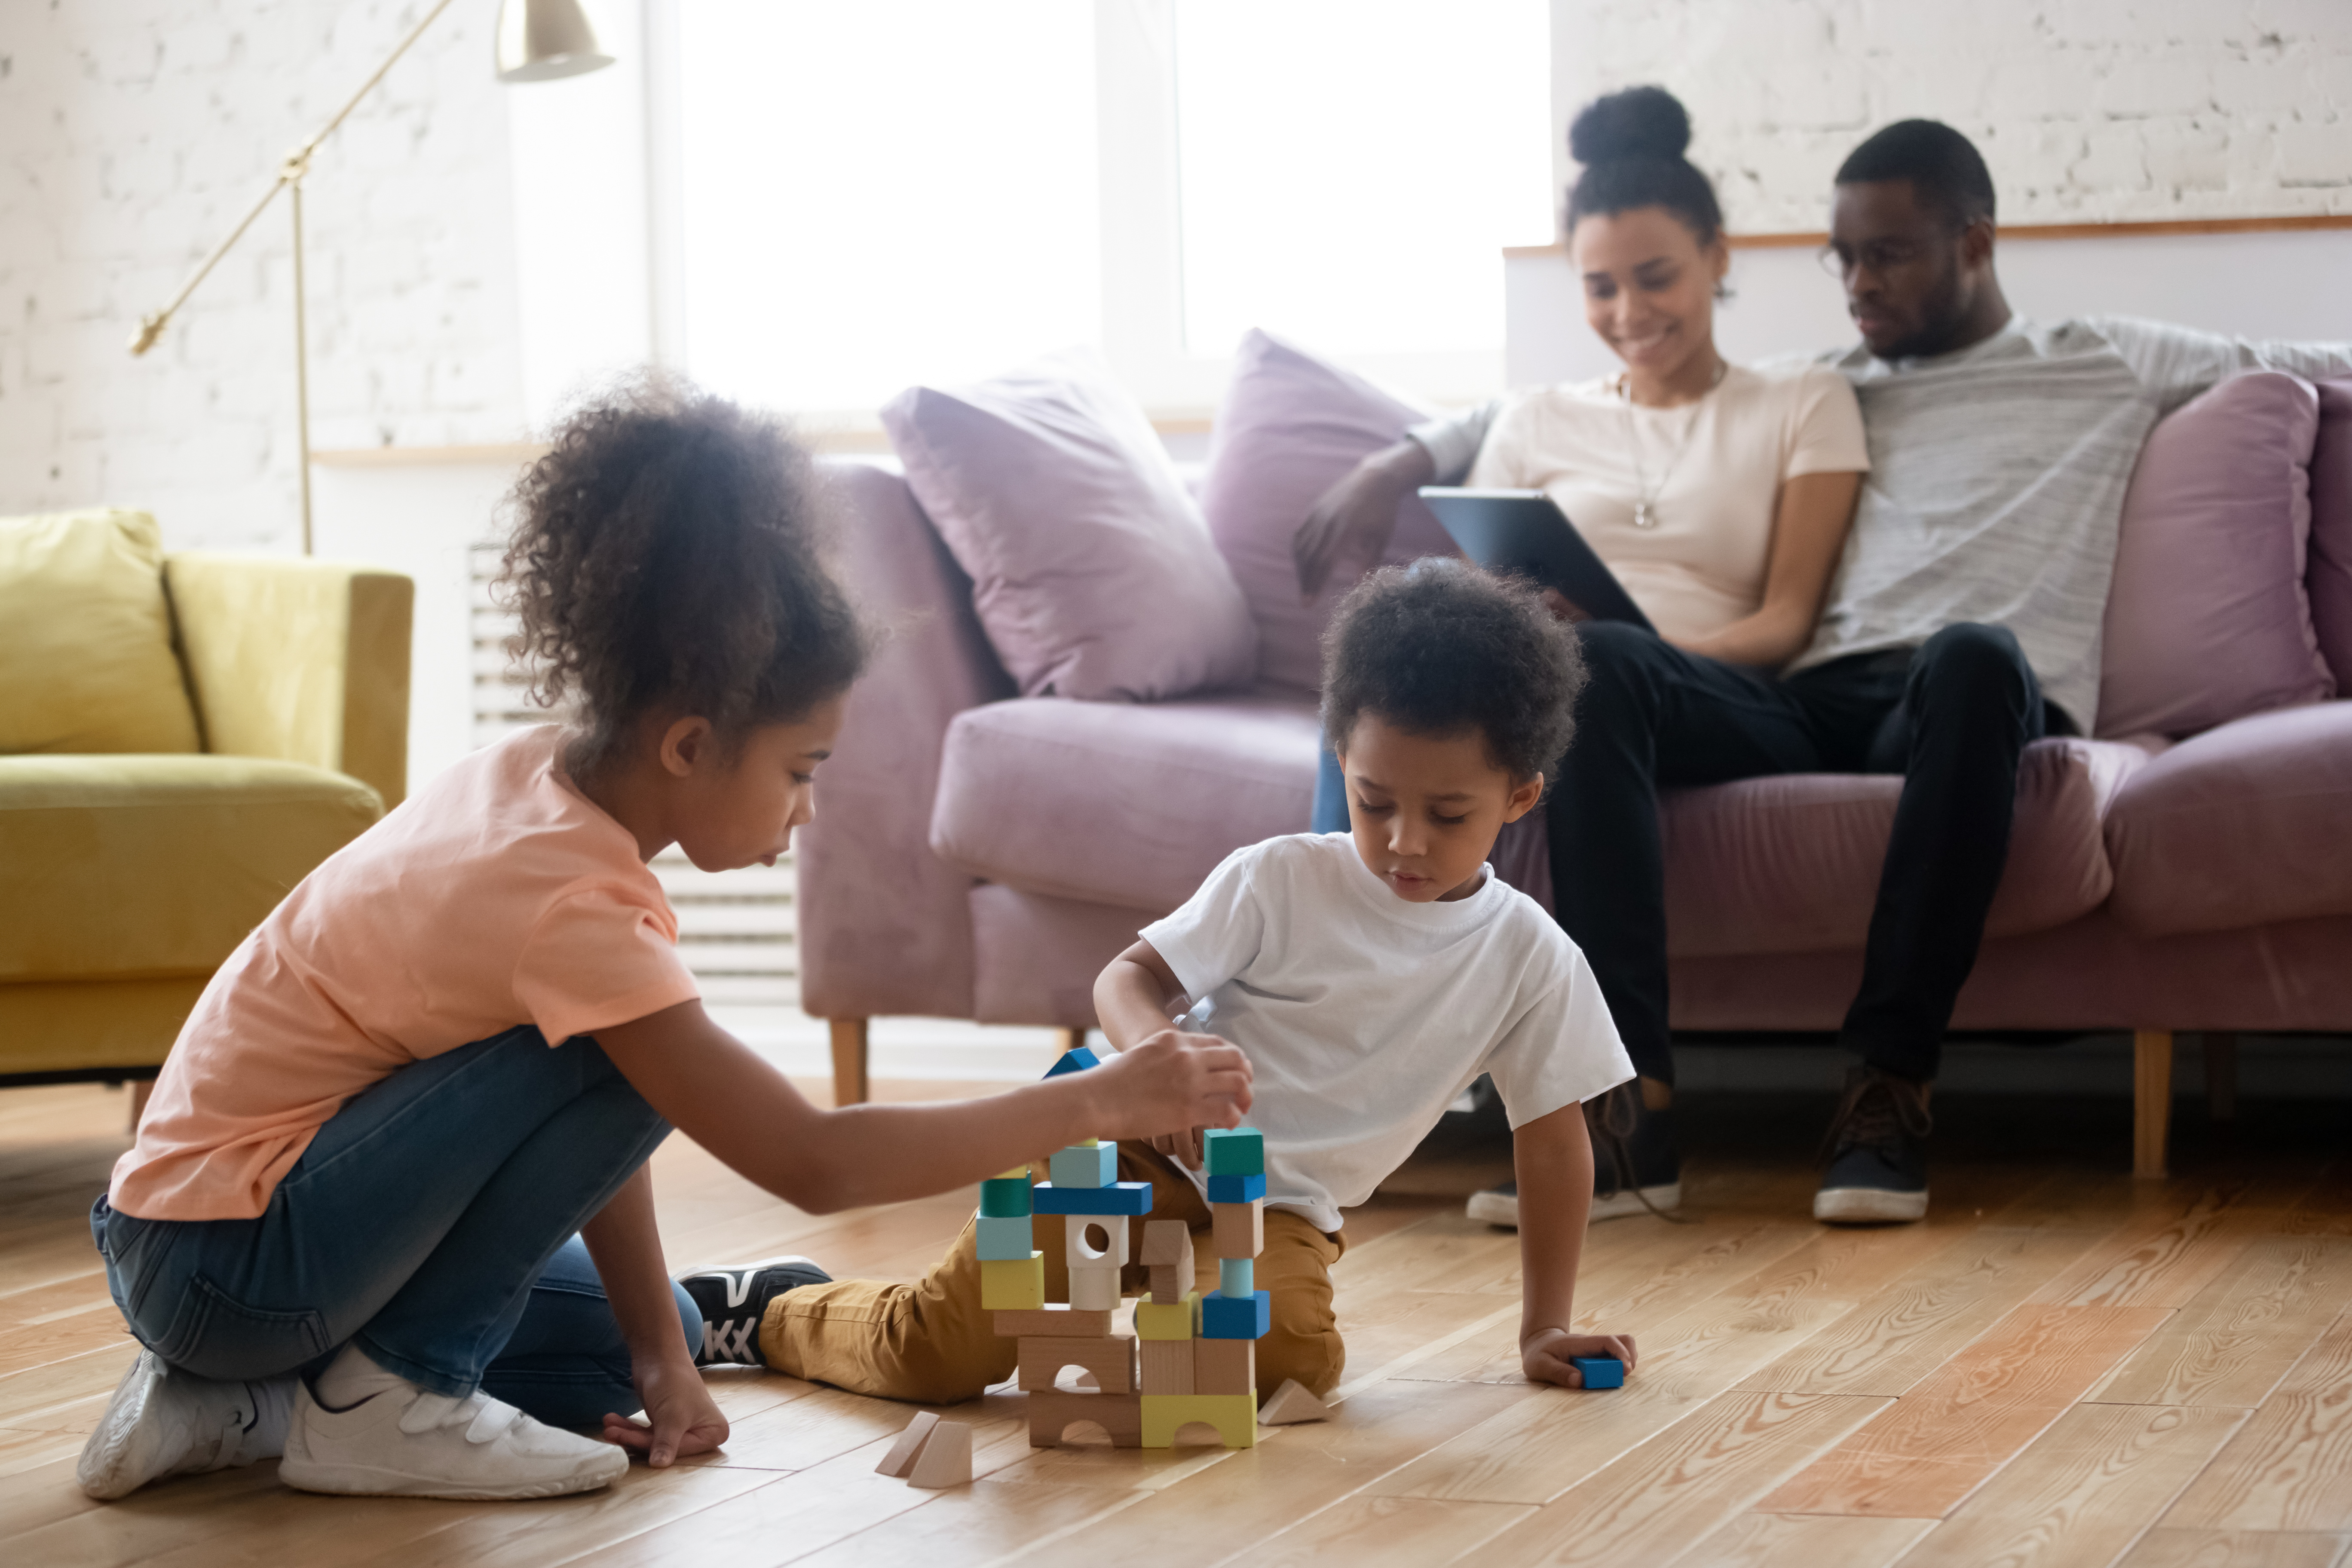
[
  {"xmin": 1310, "ymin": 746, "xmax": 1348, "ymax": 835},
  {"xmin": 91, "ymin": 1028, "xmax": 701, "ymax": 1427}
]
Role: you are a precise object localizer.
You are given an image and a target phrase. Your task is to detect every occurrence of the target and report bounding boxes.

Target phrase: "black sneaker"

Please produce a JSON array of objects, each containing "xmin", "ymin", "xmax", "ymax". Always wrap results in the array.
[
  {"xmin": 1814, "ymin": 1066, "xmax": 1932, "ymax": 1224},
  {"xmin": 677, "ymin": 1256, "xmax": 831, "ymax": 1366},
  {"xmin": 1464, "ymin": 1083, "xmax": 1681, "ymax": 1228}
]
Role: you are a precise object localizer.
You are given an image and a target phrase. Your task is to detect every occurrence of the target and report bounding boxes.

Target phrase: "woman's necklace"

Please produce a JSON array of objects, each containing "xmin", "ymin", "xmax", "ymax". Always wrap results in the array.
[{"xmin": 1618, "ymin": 358, "xmax": 1727, "ymax": 530}]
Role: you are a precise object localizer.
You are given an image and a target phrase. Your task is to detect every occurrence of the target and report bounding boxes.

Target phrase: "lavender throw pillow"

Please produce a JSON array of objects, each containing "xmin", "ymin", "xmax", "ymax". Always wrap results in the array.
[
  {"xmin": 2096, "ymin": 371, "xmax": 2334, "ymax": 738},
  {"xmin": 881, "ymin": 352, "xmax": 1257, "ymax": 702},
  {"xmin": 1198, "ymin": 330, "xmax": 1462, "ymax": 693},
  {"xmin": 2309, "ymin": 377, "xmax": 2352, "ymax": 688}
]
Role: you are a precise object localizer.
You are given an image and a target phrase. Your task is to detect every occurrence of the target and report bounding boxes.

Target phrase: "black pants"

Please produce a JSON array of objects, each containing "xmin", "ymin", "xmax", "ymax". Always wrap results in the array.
[{"xmin": 1547, "ymin": 621, "xmax": 2067, "ymax": 1085}]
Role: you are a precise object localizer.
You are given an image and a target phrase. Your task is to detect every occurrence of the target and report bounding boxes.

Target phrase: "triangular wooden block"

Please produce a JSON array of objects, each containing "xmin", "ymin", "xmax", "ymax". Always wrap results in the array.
[
  {"xmin": 906, "ymin": 1420, "xmax": 973, "ymax": 1488},
  {"xmin": 1258, "ymin": 1379, "xmax": 1330, "ymax": 1425},
  {"xmin": 876, "ymin": 1409, "xmax": 941, "ymax": 1477}
]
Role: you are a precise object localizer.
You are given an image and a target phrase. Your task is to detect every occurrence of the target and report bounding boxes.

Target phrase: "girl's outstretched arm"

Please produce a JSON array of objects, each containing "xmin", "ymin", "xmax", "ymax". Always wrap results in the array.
[
  {"xmin": 595, "ymin": 999, "xmax": 1250, "ymax": 1214},
  {"xmin": 579, "ymin": 1166, "xmax": 726, "ymax": 1466}
]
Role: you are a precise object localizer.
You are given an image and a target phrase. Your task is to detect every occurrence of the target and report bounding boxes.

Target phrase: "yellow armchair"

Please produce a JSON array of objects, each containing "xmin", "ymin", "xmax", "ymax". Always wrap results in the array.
[{"xmin": 0, "ymin": 513, "xmax": 411, "ymax": 1085}]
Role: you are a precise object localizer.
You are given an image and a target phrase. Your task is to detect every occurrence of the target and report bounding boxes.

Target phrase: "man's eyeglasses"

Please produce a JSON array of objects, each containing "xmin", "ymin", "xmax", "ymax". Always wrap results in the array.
[{"xmin": 1819, "ymin": 240, "xmax": 1925, "ymax": 279}]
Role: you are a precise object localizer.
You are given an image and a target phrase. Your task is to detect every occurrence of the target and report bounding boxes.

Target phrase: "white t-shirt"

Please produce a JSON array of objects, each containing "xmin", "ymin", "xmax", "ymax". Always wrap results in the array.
[
  {"xmin": 1467, "ymin": 361, "xmax": 1868, "ymax": 645},
  {"xmin": 1137, "ymin": 833, "xmax": 1633, "ymax": 1234}
]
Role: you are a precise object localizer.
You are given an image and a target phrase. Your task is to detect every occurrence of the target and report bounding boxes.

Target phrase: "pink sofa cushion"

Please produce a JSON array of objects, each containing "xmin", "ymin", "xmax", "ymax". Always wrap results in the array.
[
  {"xmin": 2097, "ymin": 370, "xmax": 2333, "ymax": 738},
  {"xmin": 2104, "ymin": 701, "xmax": 2352, "ymax": 938},
  {"xmin": 2310, "ymin": 378, "xmax": 2352, "ymax": 689},
  {"xmin": 1656, "ymin": 738, "xmax": 2153, "ymax": 957},
  {"xmin": 929, "ymin": 692, "xmax": 1318, "ymax": 914},
  {"xmin": 1197, "ymin": 330, "xmax": 1461, "ymax": 693},
  {"xmin": 881, "ymin": 351, "xmax": 1258, "ymax": 702}
]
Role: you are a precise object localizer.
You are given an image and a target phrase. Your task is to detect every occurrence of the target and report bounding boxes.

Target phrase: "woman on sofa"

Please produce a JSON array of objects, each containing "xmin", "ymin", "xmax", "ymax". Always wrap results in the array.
[{"xmin": 1291, "ymin": 85, "xmax": 1867, "ymax": 1221}]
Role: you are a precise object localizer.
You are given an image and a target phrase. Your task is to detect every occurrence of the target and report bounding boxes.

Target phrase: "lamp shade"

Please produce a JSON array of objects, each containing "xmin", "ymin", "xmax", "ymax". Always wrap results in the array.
[{"xmin": 496, "ymin": 0, "xmax": 614, "ymax": 82}]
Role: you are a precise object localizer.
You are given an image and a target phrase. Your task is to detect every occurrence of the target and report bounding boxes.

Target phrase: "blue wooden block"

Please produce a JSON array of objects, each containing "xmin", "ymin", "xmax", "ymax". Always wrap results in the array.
[
  {"xmin": 1030, "ymin": 1180, "xmax": 1152, "ymax": 1216},
  {"xmin": 974, "ymin": 1214, "xmax": 1035, "ymax": 1261},
  {"xmin": 1043, "ymin": 1045, "xmax": 1101, "ymax": 1079},
  {"xmin": 1218, "ymin": 1257, "xmax": 1253, "ymax": 1298},
  {"xmin": 1200, "ymin": 1290, "xmax": 1270, "ymax": 1339},
  {"xmin": 1049, "ymin": 1143, "xmax": 1118, "ymax": 1189},
  {"xmin": 1202, "ymin": 1127, "xmax": 1264, "ymax": 1176},
  {"xmin": 1206, "ymin": 1172, "xmax": 1265, "ymax": 1204},
  {"xmin": 1571, "ymin": 1356, "xmax": 1624, "ymax": 1389}
]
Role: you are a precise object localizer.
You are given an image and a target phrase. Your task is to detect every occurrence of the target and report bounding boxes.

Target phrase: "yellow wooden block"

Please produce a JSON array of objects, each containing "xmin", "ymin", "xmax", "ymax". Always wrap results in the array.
[
  {"xmin": 1140, "ymin": 1391, "xmax": 1258, "ymax": 1449},
  {"xmin": 1133, "ymin": 1290, "xmax": 1199, "ymax": 1341},
  {"xmin": 979, "ymin": 1252, "xmax": 1044, "ymax": 1311},
  {"xmin": 992, "ymin": 1163, "xmax": 1032, "ymax": 1180}
]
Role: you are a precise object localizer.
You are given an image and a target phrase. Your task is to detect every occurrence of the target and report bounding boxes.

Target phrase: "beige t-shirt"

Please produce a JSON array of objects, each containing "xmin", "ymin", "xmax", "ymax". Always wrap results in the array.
[
  {"xmin": 109, "ymin": 726, "xmax": 702, "ymax": 1222},
  {"xmin": 1467, "ymin": 361, "xmax": 1868, "ymax": 644}
]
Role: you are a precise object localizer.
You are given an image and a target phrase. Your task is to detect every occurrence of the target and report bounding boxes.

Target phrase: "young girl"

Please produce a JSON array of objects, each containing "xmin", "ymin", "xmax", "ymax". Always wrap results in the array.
[{"xmin": 78, "ymin": 379, "xmax": 1251, "ymax": 1503}]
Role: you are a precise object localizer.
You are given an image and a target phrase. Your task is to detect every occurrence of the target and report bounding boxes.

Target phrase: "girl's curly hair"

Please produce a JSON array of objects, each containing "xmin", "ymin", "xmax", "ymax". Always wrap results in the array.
[
  {"xmin": 1321, "ymin": 559, "xmax": 1588, "ymax": 784},
  {"xmin": 499, "ymin": 374, "xmax": 870, "ymax": 776}
]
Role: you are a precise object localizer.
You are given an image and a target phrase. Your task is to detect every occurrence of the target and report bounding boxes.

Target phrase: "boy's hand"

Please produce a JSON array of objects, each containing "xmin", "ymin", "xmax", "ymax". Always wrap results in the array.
[
  {"xmin": 1520, "ymin": 1327, "xmax": 1637, "ymax": 1390},
  {"xmin": 1092, "ymin": 1029, "xmax": 1251, "ymax": 1144},
  {"xmin": 1145, "ymin": 1126, "xmax": 1207, "ymax": 1170}
]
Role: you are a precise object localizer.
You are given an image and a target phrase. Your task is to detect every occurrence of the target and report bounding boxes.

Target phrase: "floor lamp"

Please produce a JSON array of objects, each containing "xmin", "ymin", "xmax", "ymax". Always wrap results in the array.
[{"xmin": 126, "ymin": 0, "xmax": 614, "ymax": 554}]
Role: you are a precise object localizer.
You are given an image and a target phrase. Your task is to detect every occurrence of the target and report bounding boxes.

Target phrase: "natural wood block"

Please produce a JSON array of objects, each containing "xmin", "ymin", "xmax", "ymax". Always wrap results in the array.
[
  {"xmin": 1140, "ymin": 1391, "xmax": 1258, "ymax": 1450},
  {"xmin": 1148, "ymin": 1263, "xmax": 1188, "ymax": 1304},
  {"xmin": 1139, "ymin": 1337, "xmax": 1194, "ymax": 1395},
  {"xmin": 905, "ymin": 1419, "xmax": 972, "ymax": 1488},
  {"xmin": 1213, "ymin": 1197, "xmax": 1265, "ymax": 1259},
  {"xmin": 1194, "ymin": 1335, "xmax": 1254, "ymax": 1396},
  {"xmin": 1069, "ymin": 1263, "xmax": 1121, "ymax": 1312},
  {"xmin": 979, "ymin": 1252, "xmax": 1044, "ymax": 1311},
  {"xmin": 1018, "ymin": 1333, "xmax": 1135, "ymax": 1394},
  {"xmin": 1134, "ymin": 1291, "xmax": 1199, "ymax": 1341},
  {"xmin": 993, "ymin": 1306, "xmax": 1112, "ymax": 1339},
  {"xmin": 874, "ymin": 1409, "xmax": 940, "ymax": 1477},
  {"xmin": 1027, "ymin": 1388, "xmax": 1143, "ymax": 1448},
  {"xmin": 1141, "ymin": 1218, "xmax": 1193, "ymax": 1266},
  {"xmin": 1258, "ymin": 1378, "xmax": 1330, "ymax": 1425}
]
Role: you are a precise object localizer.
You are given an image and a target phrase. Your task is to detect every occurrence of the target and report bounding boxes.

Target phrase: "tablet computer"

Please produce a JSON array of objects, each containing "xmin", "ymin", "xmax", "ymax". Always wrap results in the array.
[{"xmin": 1418, "ymin": 487, "xmax": 1655, "ymax": 634}]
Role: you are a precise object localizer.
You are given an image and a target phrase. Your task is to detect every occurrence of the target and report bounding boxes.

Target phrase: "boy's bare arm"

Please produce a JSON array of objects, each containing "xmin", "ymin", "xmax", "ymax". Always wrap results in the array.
[
  {"xmin": 1096, "ymin": 939, "xmax": 1223, "ymax": 1168},
  {"xmin": 1513, "ymin": 1100, "xmax": 1638, "ymax": 1388}
]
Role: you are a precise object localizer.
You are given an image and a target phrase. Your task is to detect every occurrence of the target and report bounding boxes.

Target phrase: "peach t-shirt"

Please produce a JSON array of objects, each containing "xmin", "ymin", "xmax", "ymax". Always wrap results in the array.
[
  {"xmin": 109, "ymin": 726, "xmax": 701, "ymax": 1222},
  {"xmin": 1467, "ymin": 361, "xmax": 1868, "ymax": 645}
]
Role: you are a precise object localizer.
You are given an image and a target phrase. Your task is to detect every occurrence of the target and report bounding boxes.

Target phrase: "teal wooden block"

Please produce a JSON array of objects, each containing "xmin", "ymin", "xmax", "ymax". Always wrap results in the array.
[
  {"xmin": 978, "ymin": 1176, "xmax": 1032, "ymax": 1218},
  {"xmin": 1202, "ymin": 1128, "xmax": 1264, "ymax": 1176},
  {"xmin": 975, "ymin": 1214, "xmax": 1035, "ymax": 1261},
  {"xmin": 1217, "ymin": 1257, "xmax": 1253, "ymax": 1298},
  {"xmin": 1049, "ymin": 1143, "xmax": 1117, "ymax": 1189}
]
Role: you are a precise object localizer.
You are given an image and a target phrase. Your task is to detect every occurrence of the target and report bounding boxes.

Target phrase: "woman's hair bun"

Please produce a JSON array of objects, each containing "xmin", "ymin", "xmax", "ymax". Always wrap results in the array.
[{"xmin": 1569, "ymin": 85, "xmax": 1692, "ymax": 165}]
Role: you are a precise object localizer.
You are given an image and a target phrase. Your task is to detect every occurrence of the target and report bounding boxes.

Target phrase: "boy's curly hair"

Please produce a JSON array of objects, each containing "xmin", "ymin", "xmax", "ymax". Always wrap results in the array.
[
  {"xmin": 1320, "ymin": 560, "xmax": 1588, "ymax": 784},
  {"xmin": 499, "ymin": 374, "xmax": 870, "ymax": 775}
]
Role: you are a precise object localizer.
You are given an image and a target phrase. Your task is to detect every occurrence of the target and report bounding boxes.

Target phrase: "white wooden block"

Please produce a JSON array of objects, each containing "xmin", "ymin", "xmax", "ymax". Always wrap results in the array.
[
  {"xmin": 1064, "ymin": 1213, "xmax": 1129, "ymax": 1267},
  {"xmin": 1068, "ymin": 1264, "xmax": 1121, "ymax": 1311},
  {"xmin": 1258, "ymin": 1378, "xmax": 1331, "ymax": 1425}
]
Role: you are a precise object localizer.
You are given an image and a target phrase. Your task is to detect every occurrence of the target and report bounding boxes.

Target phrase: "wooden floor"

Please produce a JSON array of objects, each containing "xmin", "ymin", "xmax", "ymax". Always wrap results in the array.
[{"xmin": 3, "ymin": 1077, "xmax": 2348, "ymax": 1568}]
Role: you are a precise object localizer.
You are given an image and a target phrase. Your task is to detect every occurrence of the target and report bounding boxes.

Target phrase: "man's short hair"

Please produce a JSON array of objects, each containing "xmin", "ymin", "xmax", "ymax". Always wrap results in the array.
[
  {"xmin": 1320, "ymin": 560, "xmax": 1588, "ymax": 785},
  {"xmin": 1835, "ymin": 119, "xmax": 1997, "ymax": 230}
]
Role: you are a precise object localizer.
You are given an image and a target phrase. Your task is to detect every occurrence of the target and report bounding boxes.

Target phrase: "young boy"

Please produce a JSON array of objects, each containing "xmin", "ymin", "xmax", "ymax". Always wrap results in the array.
[{"xmin": 688, "ymin": 561, "xmax": 1636, "ymax": 1400}]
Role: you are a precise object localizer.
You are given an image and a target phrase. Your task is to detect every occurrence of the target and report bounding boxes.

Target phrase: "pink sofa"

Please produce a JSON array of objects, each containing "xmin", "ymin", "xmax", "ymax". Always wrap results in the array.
[{"xmin": 799, "ymin": 400, "xmax": 2352, "ymax": 1178}]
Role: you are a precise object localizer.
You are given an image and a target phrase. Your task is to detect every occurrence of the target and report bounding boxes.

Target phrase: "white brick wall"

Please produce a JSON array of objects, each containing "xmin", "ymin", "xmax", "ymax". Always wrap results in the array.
[
  {"xmin": 0, "ymin": 0, "xmax": 525, "ymax": 553},
  {"xmin": 1559, "ymin": 0, "xmax": 2352, "ymax": 233}
]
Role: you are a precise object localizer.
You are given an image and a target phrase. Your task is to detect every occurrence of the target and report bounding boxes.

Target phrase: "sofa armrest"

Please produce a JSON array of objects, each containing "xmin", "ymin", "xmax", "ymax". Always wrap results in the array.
[
  {"xmin": 795, "ymin": 459, "xmax": 1013, "ymax": 1021},
  {"xmin": 163, "ymin": 553, "xmax": 413, "ymax": 809}
]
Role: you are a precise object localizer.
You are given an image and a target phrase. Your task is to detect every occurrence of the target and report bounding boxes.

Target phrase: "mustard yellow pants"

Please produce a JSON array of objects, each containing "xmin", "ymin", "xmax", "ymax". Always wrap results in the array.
[{"xmin": 758, "ymin": 1141, "xmax": 1346, "ymax": 1405}]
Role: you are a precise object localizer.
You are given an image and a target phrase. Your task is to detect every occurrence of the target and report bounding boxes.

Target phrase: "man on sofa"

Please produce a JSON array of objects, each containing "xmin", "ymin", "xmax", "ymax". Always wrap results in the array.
[{"xmin": 1304, "ymin": 119, "xmax": 2352, "ymax": 1226}]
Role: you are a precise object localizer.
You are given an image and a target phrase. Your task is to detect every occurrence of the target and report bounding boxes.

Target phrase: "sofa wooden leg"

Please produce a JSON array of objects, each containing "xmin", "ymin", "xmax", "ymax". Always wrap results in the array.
[
  {"xmin": 830, "ymin": 1018, "xmax": 870, "ymax": 1107},
  {"xmin": 128, "ymin": 1079, "xmax": 153, "ymax": 1134},
  {"xmin": 2133, "ymin": 1029, "xmax": 2173, "ymax": 1179},
  {"xmin": 2202, "ymin": 1032, "xmax": 2238, "ymax": 1123},
  {"xmin": 1053, "ymin": 1027, "xmax": 1088, "ymax": 1057}
]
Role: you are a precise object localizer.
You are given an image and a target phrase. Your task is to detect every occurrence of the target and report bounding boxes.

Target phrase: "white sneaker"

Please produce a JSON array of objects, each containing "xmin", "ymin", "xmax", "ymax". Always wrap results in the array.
[
  {"xmin": 77, "ymin": 1350, "xmax": 294, "ymax": 1500},
  {"xmin": 279, "ymin": 1379, "xmax": 627, "ymax": 1500}
]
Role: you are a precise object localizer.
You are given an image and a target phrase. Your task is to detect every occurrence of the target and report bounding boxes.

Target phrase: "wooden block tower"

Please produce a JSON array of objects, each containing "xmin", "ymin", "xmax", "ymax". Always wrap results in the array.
[{"xmin": 1137, "ymin": 1126, "xmax": 1265, "ymax": 1450}]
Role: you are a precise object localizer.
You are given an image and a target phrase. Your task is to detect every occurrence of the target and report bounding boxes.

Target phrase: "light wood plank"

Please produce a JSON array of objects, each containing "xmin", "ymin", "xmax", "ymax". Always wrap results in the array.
[
  {"xmin": 2031, "ymin": 1186, "xmax": 2258, "ymax": 1311},
  {"xmin": 2117, "ymin": 1528, "xmax": 2352, "ymax": 1568},
  {"xmin": 1465, "ymin": 1390, "xmax": 1892, "ymax": 1565},
  {"xmin": 787, "ymin": 1478, "xmax": 1148, "ymax": 1568},
  {"xmin": 2092, "ymin": 1238, "xmax": 2352, "ymax": 1409},
  {"xmin": 1683, "ymin": 1511, "xmax": 1939, "ymax": 1568},
  {"xmin": 2160, "ymin": 1393, "xmax": 2352, "ymax": 1531},
  {"xmin": 1234, "ymin": 1493, "xmax": 1536, "ymax": 1568},
  {"xmin": 1893, "ymin": 1403, "xmax": 2248, "ymax": 1568},
  {"xmin": 1756, "ymin": 1304, "xmax": 2171, "ymax": 1517}
]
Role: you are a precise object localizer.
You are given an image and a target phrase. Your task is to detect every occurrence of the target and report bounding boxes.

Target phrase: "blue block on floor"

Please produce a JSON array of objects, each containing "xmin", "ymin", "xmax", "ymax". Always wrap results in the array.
[
  {"xmin": 1030, "ymin": 1180, "xmax": 1153, "ymax": 1216},
  {"xmin": 1044, "ymin": 1045, "xmax": 1101, "ymax": 1079},
  {"xmin": 1206, "ymin": 1172, "xmax": 1265, "ymax": 1204},
  {"xmin": 1050, "ymin": 1143, "xmax": 1118, "ymax": 1189},
  {"xmin": 1571, "ymin": 1356, "xmax": 1624, "ymax": 1389},
  {"xmin": 1218, "ymin": 1257, "xmax": 1253, "ymax": 1297},
  {"xmin": 1200, "ymin": 1290, "xmax": 1270, "ymax": 1339},
  {"xmin": 1202, "ymin": 1127, "xmax": 1264, "ymax": 1176},
  {"xmin": 975, "ymin": 1214, "xmax": 1035, "ymax": 1261}
]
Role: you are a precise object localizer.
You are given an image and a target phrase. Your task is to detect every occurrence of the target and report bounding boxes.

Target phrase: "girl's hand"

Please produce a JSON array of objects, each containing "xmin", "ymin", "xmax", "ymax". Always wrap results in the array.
[
  {"xmin": 1520, "ymin": 1327, "xmax": 1637, "ymax": 1390},
  {"xmin": 1146, "ymin": 1127, "xmax": 1207, "ymax": 1170},
  {"xmin": 601, "ymin": 1354, "xmax": 729, "ymax": 1467},
  {"xmin": 1092, "ymin": 1029, "xmax": 1252, "ymax": 1145}
]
